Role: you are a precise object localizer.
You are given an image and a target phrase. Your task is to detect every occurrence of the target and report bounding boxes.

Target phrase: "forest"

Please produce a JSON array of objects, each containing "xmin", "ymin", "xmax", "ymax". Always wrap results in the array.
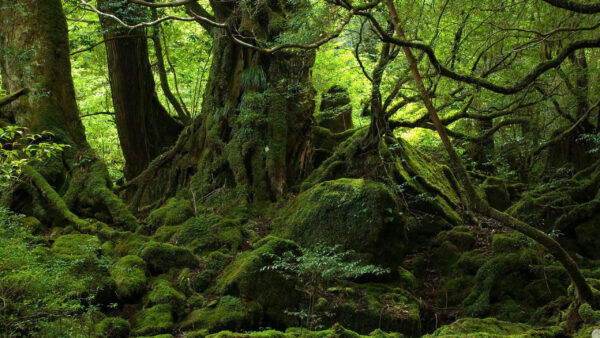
[{"xmin": 0, "ymin": 0, "xmax": 599, "ymax": 336}]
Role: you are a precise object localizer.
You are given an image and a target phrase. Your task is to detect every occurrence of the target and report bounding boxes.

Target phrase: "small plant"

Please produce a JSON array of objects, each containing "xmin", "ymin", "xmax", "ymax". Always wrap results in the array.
[
  {"xmin": 0, "ymin": 126, "xmax": 67, "ymax": 187},
  {"xmin": 261, "ymin": 244, "xmax": 389, "ymax": 330}
]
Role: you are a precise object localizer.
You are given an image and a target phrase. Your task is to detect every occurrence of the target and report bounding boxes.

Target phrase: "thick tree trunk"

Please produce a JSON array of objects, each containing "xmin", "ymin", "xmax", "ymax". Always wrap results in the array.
[
  {"xmin": 0, "ymin": 0, "xmax": 137, "ymax": 230},
  {"xmin": 124, "ymin": 2, "xmax": 315, "ymax": 207},
  {"xmin": 98, "ymin": 0, "xmax": 183, "ymax": 180}
]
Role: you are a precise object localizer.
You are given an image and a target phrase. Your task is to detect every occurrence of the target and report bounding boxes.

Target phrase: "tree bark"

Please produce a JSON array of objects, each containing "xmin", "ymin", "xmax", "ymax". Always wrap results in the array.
[
  {"xmin": 97, "ymin": 0, "xmax": 183, "ymax": 180},
  {"xmin": 0, "ymin": 0, "xmax": 138, "ymax": 230},
  {"xmin": 124, "ymin": 1, "xmax": 315, "ymax": 207}
]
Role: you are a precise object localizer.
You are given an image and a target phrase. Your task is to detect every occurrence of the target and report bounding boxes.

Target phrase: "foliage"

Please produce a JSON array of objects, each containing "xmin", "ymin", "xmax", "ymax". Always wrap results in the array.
[
  {"xmin": 0, "ymin": 126, "xmax": 66, "ymax": 187},
  {"xmin": 261, "ymin": 244, "xmax": 389, "ymax": 330}
]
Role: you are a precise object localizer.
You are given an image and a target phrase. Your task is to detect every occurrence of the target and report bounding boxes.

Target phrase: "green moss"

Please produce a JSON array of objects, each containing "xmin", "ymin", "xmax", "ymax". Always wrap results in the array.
[
  {"xmin": 181, "ymin": 296, "xmax": 248, "ymax": 333},
  {"xmin": 216, "ymin": 236, "xmax": 300, "ymax": 327},
  {"xmin": 491, "ymin": 234, "xmax": 524, "ymax": 254},
  {"xmin": 179, "ymin": 251, "xmax": 229, "ymax": 294},
  {"xmin": 148, "ymin": 280, "xmax": 186, "ymax": 313},
  {"xmin": 424, "ymin": 317, "xmax": 563, "ymax": 337},
  {"xmin": 174, "ymin": 216, "xmax": 243, "ymax": 255},
  {"xmin": 110, "ymin": 255, "xmax": 147, "ymax": 300},
  {"xmin": 153, "ymin": 225, "xmax": 183, "ymax": 242},
  {"xmin": 456, "ymin": 249, "xmax": 486, "ymax": 275},
  {"xmin": 95, "ymin": 317, "xmax": 130, "ymax": 338},
  {"xmin": 397, "ymin": 266, "xmax": 418, "ymax": 290},
  {"xmin": 579, "ymin": 302, "xmax": 600, "ymax": 324},
  {"xmin": 432, "ymin": 241, "xmax": 460, "ymax": 274},
  {"xmin": 188, "ymin": 293, "xmax": 205, "ymax": 308},
  {"xmin": 133, "ymin": 304, "xmax": 174, "ymax": 336},
  {"xmin": 437, "ymin": 276, "xmax": 475, "ymax": 308},
  {"xmin": 51, "ymin": 233, "xmax": 100, "ymax": 256},
  {"xmin": 146, "ymin": 198, "xmax": 194, "ymax": 230},
  {"xmin": 435, "ymin": 226, "xmax": 476, "ymax": 252},
  {"xmin": 273, "ymin": 178, "xmax": 406, "ymax": 265},
  {"xmin": 20, "ymin": 216, "xmax": 43, "ymax": 233},
  {"xmin": 139, "ymin": 242, "xmax": 198, "ymax": 274},
  {"xmin": 481, "ymin": 178, "xmax": 511, "ymax": 211}
]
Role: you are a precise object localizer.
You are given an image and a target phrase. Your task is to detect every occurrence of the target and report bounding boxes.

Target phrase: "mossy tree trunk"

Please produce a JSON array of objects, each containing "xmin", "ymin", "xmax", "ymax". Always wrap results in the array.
[
  {"xmin": 124, "ymin": 1, "xmax": 315, "ymax": 208},
  {"xmin": 97, "ymin": 0, "xmax": 183, "ymax": 180},
  {"xmin": 0, "ymin": 0, "xmax": 137, "ymax": 230}
]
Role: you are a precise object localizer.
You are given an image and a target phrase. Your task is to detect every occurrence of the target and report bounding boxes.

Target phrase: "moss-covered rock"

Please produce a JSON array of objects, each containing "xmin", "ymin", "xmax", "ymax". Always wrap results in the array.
[
  {"xmin": 481, "ymin": 177, "xmax": 511, "ymax": 211},
  {"xmin": 51, "ymin": 233, "xmax": 100, "ymax": 256},
  {"xmin": 174, "ymin": 215, "xmax": 244, "ymax": 255},
  {"xmin": 147, "ymin": 280, "xmax": 186, "ymax": 314},
  {"xmin": 110, "ymin": 255, "xmax": 147, "ymax": 300},
  {"xmin": 424, "ymin": 317, "xmax": 563, "ymax": 337},
  {"xmin": 206, "ymin": 324, "xmax": 401, "ymax": 337},
  {"xmin": 95, "ymin": 317, "xmax": 130, "ymax": 338},
  {"xmin": 133, "ymin": 304, "xmax": 174, "ymax": 336},
  {"xmin": 179, "ymin": 251, "xmax": 230, "ymax": 294},
  {"xmin": 139, "ymin": 242, "xmax": 198, "ymax": 274},
  {"xmin": 145, "ymin": 197, "xmax": 194, "ymax": 230},
  {"xmin": 435, "ymin": 226, "xmax": 476, "ymax": 252},
  {"xmin": 315, "ymin": 85, "xmax": 353, "ymax": 133},
  {"xmin": 216, "ymin": 236, "xmax": 301, "ymax": 327},
  {"xmin": 274, "ymin": 178, "xmax": 406, "ymax": 265},
  {"xmin": 181, "ymin": 296, "xmax": 249, "ymax": 334}
]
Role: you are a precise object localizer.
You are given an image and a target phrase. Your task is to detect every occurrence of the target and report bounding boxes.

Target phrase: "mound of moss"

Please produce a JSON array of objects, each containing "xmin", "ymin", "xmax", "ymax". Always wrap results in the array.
[
  {"xmin": 147, "ymin": 280, "xmax": 186, "ymax": 314},
  {"xmin": 139, "ymin": 241, "xmax": 199, "ymax": 274},
  {"xmin": 274, "ymin": 178, "xmax": 406, "ymax": 265},
  {"xmin": 110, "ymin": 255, "xmax": 147, "ymax": 300},
  {"xmin": 173, "ymin": 215, "xmax": 244, "ymax": 255},
  {"xmin": 95, "ymin": 317, "xmax": 130, "ymax": 338},
  {"xmin": 181, "ymin": 295, "xmax": 249, "ymax": 335},
  {"xmin": 51, "ymin": 233, "xmax": 100, "ymax": 256},
  {"xmin": 207, "ymin": 324, "xmax": 401, "ymax": 337},
  {"xmin": 424, "ymin": 317, "xmax": 563, "ymax": 337},
  {"xmin": 133, "ymin": 304, "xmax": 174, "ymax": 336},
  {"xmin": 216, "ymin": 236, "xmax": 301, "ymax": 327},
  {"xmin": 145, "ymin": 197, "xmax": 194, "ymax": 230}
]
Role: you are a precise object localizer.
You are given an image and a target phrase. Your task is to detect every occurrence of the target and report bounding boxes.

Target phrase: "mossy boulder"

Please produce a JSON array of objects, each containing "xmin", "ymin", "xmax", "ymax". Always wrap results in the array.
[
  {"xmin": 207, "ymin": 324, "xmax": 401, "ymax": 337},
  {"xmin": 322, "ymin": 283, "xmax": 421, "ymax": 335},
  {"xmin": 481, "ymin": 177, "xmax": 511, "ymax": 211},
  {"xmin": 179, "ymin": 251, "xmax": 230, "ymax": 294},
  {"xmin": 216, "ymin": 236, "xmax": 301, "ymax": 327},
  {"xmin": 145, "ymin": 197, "xmax": 194, "ymax": 230},
  {"xmin": 147, "ymin": 280, "xmax": 186, "ymax": 314},
  {"xmin": 51, "ymin": 234, "xmax": 100, "ymax": 256},
  {"xmin": 133, "ymin": 304, "xmax": 174, "ymax": 336},
  {"xmin": 110, "ymin": 255, "xmax": 147, "ymax": 300},
  {"xmin": 139, "ymin": 242, "xmax": 198, "ymax": 274},
  {"xmin": 435, "ymin": 226, "xmax": 476, "ymax": 252},
  {"xmin": 174, "ymin": 215, "xmax": 244, "ymax": 255},
  {"xmin": 274, "ymin": 178, "xmax": 405, "ymax": 265},
  {"xmin": 95, "ymin": 317, "xmax": 130, "ymax": 338},
  {"xmin": 181, "ymin": 296, "xmax": 249, "ymax": 334},
  {"xmin": 424, "ymin": 317, "xmax": 563, "ymax": 337}
]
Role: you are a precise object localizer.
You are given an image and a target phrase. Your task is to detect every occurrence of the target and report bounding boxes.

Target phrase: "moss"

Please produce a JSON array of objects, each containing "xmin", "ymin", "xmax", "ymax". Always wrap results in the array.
[
  {"xmin": 456, "ymin": 249, "xmax": 486, "ymax": 275},
  {"xmin": 216, "ymin": 236, "xmax": 301, "ymax": 327},
  {"xmin": 139, "ymin": 241, "xmax": 198, "ymax": 274},
  {"xmin": 147, "ymin": 280, "xmax": 186, "ymax": 314},
  {"xmin": 188, "ymin": 293, "xmax": 205, "ymax": 308},
  {"xmin": 424, "ymin": 317, "xmax": 563, "ymax": 337},
  {"xmin": 153, "ymin": 225, "xmax": 183, "ymax": 242},
  {"xmin": 174, "ymin": 215, "xmax": 243, "ymax": 255},
  {"xmin": 491, "ymin": 233, "xmax": 524, "ymax": 254},
  {"xmin": 437, "ymin": 276, "xmax": 475, "ymax": 308},
  {"xmin": 51, "ymin": 233, "xmax": 100, "ymax": 256},
  {"xmin": 481, "ymin": 178, "xmax": 511, "ymax": 211},
  {"xmin": 146, "ymin": 197, "xmax": 194, "ymax": 230},
  {"xmin": 179, "ymin": 251, "xmax": 229, "ymax": 294},
  {"xmin": 112, "ymin": 232, "xmax": 149, "ymax": 256},
  {"xmin": 435, "ymin": 226, "xmax": 476, "ymax": 252},
  {"xmin": 579, "ymin": 302, "xmax": 600, "ymax": 324},
  {"xmin": 95, "ymin": 317, "xmax": 130, "ymax": 338},
  {"xmin": 397, "ymin": 266, "xmax": 418, "ymax": 290},
  {"xmin": 20, "ymin": 216, "xmax": 43, "ymax": 233},
  {"xmin": 432, "ymin": 241, "xmax": 460, "ymax": 274},
  {"xmin": 110, "ymin": 255, "xmax": 147, "ymax": 300},
  {"xmin": 180, "ymin": 296, "xmax": 248, "ymax": 333},
  {"xmin": 133, "ymin": 304, "xmax": 174, "ymax": 336},
  {"xmin": 273, "ymin": 179, "xmax": 406, "ymax": 265},
  {"xmin": 325, "ymin": 283, "xmax": 422, "ymax": 335}
]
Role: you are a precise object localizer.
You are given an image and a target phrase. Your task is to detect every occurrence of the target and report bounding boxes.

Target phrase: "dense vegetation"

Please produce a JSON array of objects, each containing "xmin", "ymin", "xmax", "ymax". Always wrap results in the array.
[{"xmin": 0, "ymin": 0, "xmax": 599, "ymax": 336}]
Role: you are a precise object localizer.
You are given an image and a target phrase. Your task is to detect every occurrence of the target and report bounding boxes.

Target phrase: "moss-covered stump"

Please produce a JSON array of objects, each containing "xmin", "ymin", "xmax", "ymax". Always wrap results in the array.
[
  {"xmin": 424, "ymin": 317, "xmax": 564, "ymax": 337},
  {"xmin": 274, "ymin": 178, "xmax": 406, "ymax": 265},
  {"xmin": 110, "ymin": 255, "xmax": 147, "ymax": 301},
  {"xmin": 139, "ymin": 241, "xmax": 199, "ymax": 274},
  {"xmin": 508, "ymin": 161, "xmax": 600, "ymax": 259},
  {"xmin": 320, "ymin": 283, "xmax": 421, "ymax": 336},
  {"xmin": 216, "ymin": 236, "xmax": 301, "ymax": 328},
  {"xmin": 133, "ymin": 304, "xmax": 174, "ymax": 336},
  {"xmin": 95, "ymin": 317, "xmax": 130, "ymax": 338}
]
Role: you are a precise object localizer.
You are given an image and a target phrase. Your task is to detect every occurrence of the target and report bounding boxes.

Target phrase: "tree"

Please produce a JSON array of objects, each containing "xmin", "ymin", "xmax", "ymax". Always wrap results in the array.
[
  {"xmin": 97, "ymin": 0, "xmax": 183, "ymax": 180},
  {"xmin": 0, "ymin": 0, "xmax": 137, "ymax": 230}
]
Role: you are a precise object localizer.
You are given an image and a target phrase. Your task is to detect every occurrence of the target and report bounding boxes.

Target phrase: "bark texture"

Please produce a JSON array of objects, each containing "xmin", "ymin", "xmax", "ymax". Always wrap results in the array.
[{"xmin": 98, "ymin": 0, "xmax": 183, "ymax": 180}]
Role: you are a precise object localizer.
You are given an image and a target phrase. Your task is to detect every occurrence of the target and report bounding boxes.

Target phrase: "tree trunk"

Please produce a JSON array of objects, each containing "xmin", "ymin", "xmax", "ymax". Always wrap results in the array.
[
  {"xmin": 98, "ymin": 0, "xmax": 183, "ymax": 180},
  {"xmin": 123, "ymin": 1, "xmax": 315, "ymax": 208},
  {"xmin": 0, "ymin": 0, "xmax": 137, "ymax": 230}
]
